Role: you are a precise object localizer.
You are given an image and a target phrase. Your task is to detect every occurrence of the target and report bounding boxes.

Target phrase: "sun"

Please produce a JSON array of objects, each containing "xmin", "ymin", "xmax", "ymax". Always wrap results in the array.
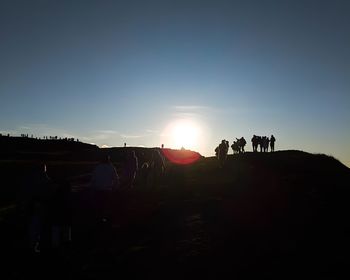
[
  {"xmin": 162, "ymin": 119, "xmax": 200, "ymax": 150},
  {"xmin": 172, "ymin": 121, "xmax": 199, "ymax": 149}
]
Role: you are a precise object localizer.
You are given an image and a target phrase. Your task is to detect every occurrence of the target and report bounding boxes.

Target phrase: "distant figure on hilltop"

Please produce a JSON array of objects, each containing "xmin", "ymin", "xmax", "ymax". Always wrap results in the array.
[
  {"xmin": 270, "ymin": 135, "xmax": 276, "ymax": 152},
  {"xmin": 232, "ymin": 137, "xmax": 246, "ymax": 154},
  {"xmin": 251, "ymin": 135, "xmax": 259, "ymax": 152},
  {"xmin": 239, "ymin": 137, "xmax": 246, "ymax": 153},
  {"xmin": 262, "ymin": 136, "xmax": 269, "ymax": 152},
  {"xmin": 231, "ymin": 140, "xmax": 240, "ymax": 154},
  {"xmin": 259, "ymin": 136, "xmax": 264, "ymax": 152},
  {"xmin": 252, "ymin": 134, "xmax": 275, "ymax": 152}
]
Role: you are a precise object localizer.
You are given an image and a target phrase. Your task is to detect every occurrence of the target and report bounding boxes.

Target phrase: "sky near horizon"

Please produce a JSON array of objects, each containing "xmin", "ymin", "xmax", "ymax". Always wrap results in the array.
[{"xmin": 1, "ymin": 0, "xmax": 350, "ymax": 167}]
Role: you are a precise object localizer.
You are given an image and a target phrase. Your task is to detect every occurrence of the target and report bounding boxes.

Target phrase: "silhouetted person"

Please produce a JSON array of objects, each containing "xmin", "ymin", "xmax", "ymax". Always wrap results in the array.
[
  {"xmin": 262, "ymin": 136, "xmax": 269, "ymax": 153},
  {"xmin": 124, "ymin": 150, "xmax": 139, "ymax": 188},
  {"xmin": 89, "ymin": 154, "xmax": 119, "ymax": 222},
  {"xmin": 239, "ymin": 137, "xmax": 246, "ymax": 153},
  {"xmin": 48, "ymin": 179, "xmax": 72, "ymax": 249},
  {"xmin": 270, "ymin": 135, "xmax": 276, "ymax": 152},
  {"xmin": 231, "ymin": 140, "xmax": 240, "ymax": 154},
  {"xmin": 150, "ymin": 149, "xmax": 165, "ymax": 187},
  {"xmin": 261, "ymin": 136, "xmax": 269, "ymax": 152},
  {"xmin": 267, "ymin": 136, "xmax": 270, "ymax": 152},
  {"xmin": 18, "ymin": 162, "xmax": 54, "ymax": 253},
  {"xmin": 261, "ymin": 136, "xmax": 266, "ymax": 152},
  {"xmin": 258, "ymin": 136, "xmax": 263, "ymax": 152},
  {"xmin": 251, "ymin": 135, "xmax": 259, "ymax": 152},
  {"xmin": 215, "ymin": 146, "xmax": 219, "ymax": 158},
  {"xmin": 91, "ymin": 155, "xmax": 119, "ymax": 191},
  {"xmin": 218, "ymin": 139, "xmax": 229, "ymax": 167}
]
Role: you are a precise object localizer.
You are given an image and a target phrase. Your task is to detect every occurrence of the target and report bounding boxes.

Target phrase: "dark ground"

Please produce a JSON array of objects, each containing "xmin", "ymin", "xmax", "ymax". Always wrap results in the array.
[{"xmin": 1, "ymin": 149, "xmax": 350, "ymax": 279}]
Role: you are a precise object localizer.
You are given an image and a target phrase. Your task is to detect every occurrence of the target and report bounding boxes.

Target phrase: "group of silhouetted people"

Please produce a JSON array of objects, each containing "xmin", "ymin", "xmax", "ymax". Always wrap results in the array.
[
  {"xmin": 18, "ymin": 149, "xmax": 166, "ymax": 254},
  {"xmin": 251, "ymin": 135, "xmax": 276, "ymax": 152},
  {"xmin": 215, "ymin": 137, "xmax": 247, "ymax": 167},
  {"xmin": 215, "ymin": 140, "xmax": 230, "ymax": 167},
  {"xmin": 231, "ymin": 137, "xmax": 247, "ymax": 154},
  {"xmin": 215, "ymin": 135, "xmax": 277, "ymax": 166},
  {"xmin": 17, "ymin": 162, "xmax": 72, "ymax": 253}
]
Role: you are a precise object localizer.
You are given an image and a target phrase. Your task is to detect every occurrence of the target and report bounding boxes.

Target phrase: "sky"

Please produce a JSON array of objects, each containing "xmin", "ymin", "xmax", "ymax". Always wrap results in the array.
[{"xmin": 1, "ymin": 0, "xmax": 350, "ymax": 167}]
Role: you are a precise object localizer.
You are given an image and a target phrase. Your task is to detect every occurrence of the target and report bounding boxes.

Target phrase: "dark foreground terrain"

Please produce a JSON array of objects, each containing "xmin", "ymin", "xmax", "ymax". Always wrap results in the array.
[{"xmin": 1, "ymin": 144, "xmax": 349, "ymax": 279}]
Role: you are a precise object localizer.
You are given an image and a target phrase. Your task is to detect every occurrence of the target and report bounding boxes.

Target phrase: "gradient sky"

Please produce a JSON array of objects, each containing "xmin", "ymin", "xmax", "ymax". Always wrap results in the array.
[{"xmin": 1, "ymin": 0, "xmax": 349, "ymax": 166}]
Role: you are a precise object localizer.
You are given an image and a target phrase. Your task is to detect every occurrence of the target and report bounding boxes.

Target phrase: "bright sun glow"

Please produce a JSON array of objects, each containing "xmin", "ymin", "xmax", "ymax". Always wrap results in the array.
[
  {"xmin": 172, "ymin": 121, "xmax": 199, "ymax": 149},
  {"xmin": 162, "ymin": 119, "xmax": 201, "ymax": 151}
]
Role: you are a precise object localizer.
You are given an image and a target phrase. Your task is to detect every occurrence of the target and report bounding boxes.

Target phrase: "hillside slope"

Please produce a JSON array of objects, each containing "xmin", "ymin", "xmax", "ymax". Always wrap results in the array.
[{"xmin": 1, "ymin": 149, "xmax": 349, "ymax": 279}]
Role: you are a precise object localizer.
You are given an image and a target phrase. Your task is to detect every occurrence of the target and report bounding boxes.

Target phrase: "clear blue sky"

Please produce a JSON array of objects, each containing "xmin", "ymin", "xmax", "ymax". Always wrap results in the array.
[{"xmin": 1, "ymin": 0, "xmax": 349, "ymax": 166}]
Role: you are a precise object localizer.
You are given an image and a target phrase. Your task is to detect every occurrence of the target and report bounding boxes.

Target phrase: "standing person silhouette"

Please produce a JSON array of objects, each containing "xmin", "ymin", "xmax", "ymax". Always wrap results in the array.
[
  {"xmin": 89, "ymin": 154, "xmax": 119, "ymax": 223},
  {"xmin": 239, "ymin": 137, "xmax": 247, "ymax": 153},
  {"xmin": 270, "ymin": 135, "xmax": 276, "ymax": 152},
  {"xmin": 124, "ymin": 150, "xmax": 139, "ymax": 189},
  {"xmin": 218, "ymin": 140, "xmax": 229, "ymax": 167},
  {"xmin": 49, "ymin": 179, "xmax": 72, "ymax": 249},
  {"xmin": 18, "ymin": 161, "xmax": 54, "ymax": 253},
  {"xmin": 251, "ymin": 135, "xmax": 258, "ymax": 152},
  {"xmin": 151, "ymin": 149, "xmax": 165, "ymax": 187}
]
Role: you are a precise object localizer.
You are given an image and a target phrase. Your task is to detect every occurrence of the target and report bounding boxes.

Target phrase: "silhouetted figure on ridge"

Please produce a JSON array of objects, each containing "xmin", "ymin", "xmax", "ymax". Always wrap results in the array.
[
  {"xmin": 217, "ymin": 139, "xmax": 229, "ymax": 167},
  {"xmin": 231, "ymin": 140, "xmax": 240, "ymax": 154},
  {"xmin": 261, "ymin": 136, "xmax": 268, "ymax": 152},
  {"xmin": 251, "ymin": 135, "xmax": 276, "ymax": 152},
  {"xmin": 270, "ymin": 135, "xmax": 276, "ymax": 152},
  {"xmin": 259, "ymin": 136, "xmax": 264, "ymax": 152},
  {"xmin": 239, "ymin": 137, "xmax": 246, "ymax": 153},
  {"xmin": 251, "ymin": 135, "xmax": 259, "ymax": 152},
  {"xmin": 261, "ymin": 136, "xmax": 266, "ymax": 152},
  {"xmin": 215, "ymin": 146, "xmax": 219, "ymax": 158}
]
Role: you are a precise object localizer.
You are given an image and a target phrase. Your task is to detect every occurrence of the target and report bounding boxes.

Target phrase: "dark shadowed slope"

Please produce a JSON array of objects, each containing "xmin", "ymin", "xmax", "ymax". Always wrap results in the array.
[{"xmin": 1, "ymin": 149, "xmax": 349, "ymax": 279}]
